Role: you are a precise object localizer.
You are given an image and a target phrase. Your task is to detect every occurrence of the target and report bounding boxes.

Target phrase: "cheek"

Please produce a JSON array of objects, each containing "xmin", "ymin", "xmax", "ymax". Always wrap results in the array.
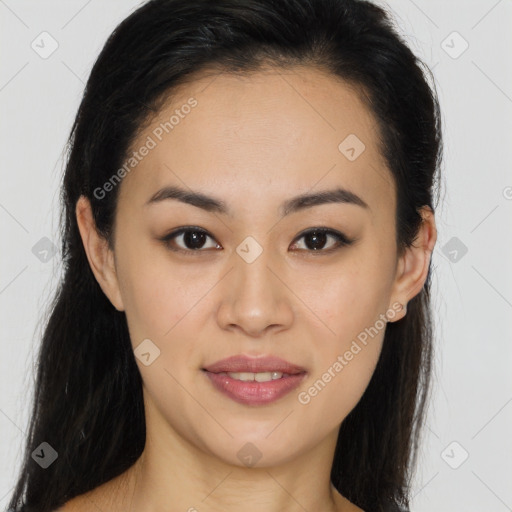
[
  {"xmin": 305, "ymin": 253, "xmax": 392, "ymax": 340},
  {"xmin": 297, "ymin": 275, "xmax": 387, "ymax": 426},
  {"xmin": 293, "ymin": 255, "xmax": 391, "ymax": 423},
  {"xmin": 296, "ymin": 339, "xmax": 383, "ymax": 434},
  {"xmin": 116, "ymin": 241, "xmax": 210, "ymax": 344},
  {"xmin": 118, "ymin": 253, "xmax": 211, "ymax": 418}
]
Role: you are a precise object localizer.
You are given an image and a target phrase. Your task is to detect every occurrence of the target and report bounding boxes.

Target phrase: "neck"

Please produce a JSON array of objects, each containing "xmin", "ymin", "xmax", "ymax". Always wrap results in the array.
[{"xmin": 89, "ymin": 399, "xmax": 355, "ymax": 512}]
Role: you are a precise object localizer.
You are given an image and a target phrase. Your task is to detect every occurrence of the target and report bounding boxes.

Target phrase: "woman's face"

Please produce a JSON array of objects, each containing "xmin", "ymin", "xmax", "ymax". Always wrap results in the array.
[{"xmin": 90, "ymin": 66, "xmax": 420, "ymax": 468}]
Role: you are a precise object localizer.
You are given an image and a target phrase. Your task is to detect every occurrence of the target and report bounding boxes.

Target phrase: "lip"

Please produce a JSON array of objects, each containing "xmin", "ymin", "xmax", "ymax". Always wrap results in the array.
[
  {"xmin": 203, "ymin": 371, "xmax": 307, "ymax": 406},
  {"xmin": 202, "ymin": 355, "xmax": 307, "ymax": 406},
  {"xmin": 203, "ymin": 355, "xmax": 306, "ymax": 374}
]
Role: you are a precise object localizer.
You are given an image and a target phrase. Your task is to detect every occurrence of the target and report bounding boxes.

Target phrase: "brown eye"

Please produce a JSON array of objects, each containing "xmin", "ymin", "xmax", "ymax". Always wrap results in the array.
[
  {"xmin": 159, "ymin": 226, "xmax": 355, "ymax": 256},
  {"xmin": 160, "ymin": 227, "xmax": 221, "ymax": 254},
  {"xmin": 290, "ymin": 228, "xmax": 354, "ymax": 253}
]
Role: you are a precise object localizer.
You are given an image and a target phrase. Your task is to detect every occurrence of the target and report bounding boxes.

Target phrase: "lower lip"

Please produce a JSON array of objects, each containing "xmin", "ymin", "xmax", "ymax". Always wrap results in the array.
[{"xmin": 203, "ymin": 370, "xmax": 307, "ymax": 406}]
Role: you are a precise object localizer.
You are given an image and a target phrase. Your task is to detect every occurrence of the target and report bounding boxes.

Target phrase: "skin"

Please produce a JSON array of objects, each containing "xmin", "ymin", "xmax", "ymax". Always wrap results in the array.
[{"xmin": 69, "ymin": 65, "xmax": 436, "ymax": 512}]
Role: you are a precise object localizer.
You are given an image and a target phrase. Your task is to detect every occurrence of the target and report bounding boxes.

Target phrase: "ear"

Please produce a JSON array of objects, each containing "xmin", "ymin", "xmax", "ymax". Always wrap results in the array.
[
  {"xmin": 387, "ymin": 206, "xmax": 437, "ymax": 322},
  {"xmin": 75, "ymin": 195, "xmax": 125, "ymax": 312}
]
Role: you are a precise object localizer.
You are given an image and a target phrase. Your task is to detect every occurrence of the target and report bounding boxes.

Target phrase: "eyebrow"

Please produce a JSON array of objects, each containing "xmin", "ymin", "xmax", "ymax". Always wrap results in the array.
[{"xmin": 144, "ymin": 184, "xmax": 370, "ymax": 216}]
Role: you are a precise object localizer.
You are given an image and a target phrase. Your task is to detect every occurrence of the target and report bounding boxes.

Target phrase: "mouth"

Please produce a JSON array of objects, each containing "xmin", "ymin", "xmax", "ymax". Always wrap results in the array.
[
  {"xmin": 205, "ymin": 370, "xmax": 299, "ymax": 382},
  {"xmin": 202, "ymin": 354, "xmax": 307, "ymax": 406}
]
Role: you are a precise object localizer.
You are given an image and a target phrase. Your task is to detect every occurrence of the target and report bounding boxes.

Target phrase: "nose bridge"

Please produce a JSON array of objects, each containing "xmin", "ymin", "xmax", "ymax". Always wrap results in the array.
[
  {"xmin": 232, "ymin": 234, "xmax": 277, "ymax": 299},
  {"xmin": 216, "ymin": 233, "xmax": 294, "ymax": 335}
]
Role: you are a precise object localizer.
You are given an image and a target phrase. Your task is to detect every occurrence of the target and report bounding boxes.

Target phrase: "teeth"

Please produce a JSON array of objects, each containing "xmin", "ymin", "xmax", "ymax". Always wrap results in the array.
[{"xmin": 227, "ymin": 371, "xmax": 284, "ymax": 382}]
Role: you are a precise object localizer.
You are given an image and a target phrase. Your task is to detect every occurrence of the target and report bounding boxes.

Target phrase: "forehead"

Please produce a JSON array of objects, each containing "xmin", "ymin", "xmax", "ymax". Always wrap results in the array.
[{"xmin": 118, "ymin": 66, "xmax": 395, "ymax": 218}]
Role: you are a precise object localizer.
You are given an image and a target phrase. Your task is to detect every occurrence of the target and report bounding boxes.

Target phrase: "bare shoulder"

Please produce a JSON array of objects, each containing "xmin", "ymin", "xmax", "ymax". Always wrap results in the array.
[
  {"xmin": 54, "ymin": 487, "xmax": 111, "ymax": 512},
  {"xmin": 55, "ymin": 491, "xmax": 107, "ymax": 512},
  {"xmin": 55, "ymin": 470, "xmax": 136, "ymax": 512},
  {"xmin": 53, "ymin": 493, "xmax": 91, "ymax": 512}
]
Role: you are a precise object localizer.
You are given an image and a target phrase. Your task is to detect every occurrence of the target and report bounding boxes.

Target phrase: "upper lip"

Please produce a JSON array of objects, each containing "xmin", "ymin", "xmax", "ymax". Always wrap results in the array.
[{"xmin": 203, "ymin": 355, "xmax": 307, "ymax": 374}]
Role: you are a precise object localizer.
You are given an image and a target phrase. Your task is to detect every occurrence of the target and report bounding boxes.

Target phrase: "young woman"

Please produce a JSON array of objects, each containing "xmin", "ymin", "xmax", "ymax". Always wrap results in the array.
[{"xmin": 8, "ymin": 0, "xmax": 442, "ymax": 511}]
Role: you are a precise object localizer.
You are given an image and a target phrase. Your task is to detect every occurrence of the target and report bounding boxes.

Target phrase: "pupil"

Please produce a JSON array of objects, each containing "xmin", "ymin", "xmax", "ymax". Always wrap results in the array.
[
  {"xmin": 184, "ymin": 231, "xmax": 206, "ymax": 249},
  {"xmin": 306, "ymin": 231, "xmax": 326, "ymax": 250}
]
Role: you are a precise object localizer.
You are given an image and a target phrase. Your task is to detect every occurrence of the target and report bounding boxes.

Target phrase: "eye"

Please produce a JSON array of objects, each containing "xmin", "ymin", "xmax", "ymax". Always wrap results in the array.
[
  {"xmin": 290, "ymin": 228, "xmax": 355, "ymax": 254},
  {"xmin": 159, "ymin": 226, "xmax": 221, "ymax": 255},
  {"xmin": 159, "ymin": 226, "xmax": 355, "ymax": 256}
]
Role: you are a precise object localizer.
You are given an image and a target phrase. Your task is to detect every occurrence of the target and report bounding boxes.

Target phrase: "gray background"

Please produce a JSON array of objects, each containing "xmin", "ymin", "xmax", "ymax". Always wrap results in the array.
[{"xmin": 1, "ymin": 1, "xmax": 511, "ymax": 510}]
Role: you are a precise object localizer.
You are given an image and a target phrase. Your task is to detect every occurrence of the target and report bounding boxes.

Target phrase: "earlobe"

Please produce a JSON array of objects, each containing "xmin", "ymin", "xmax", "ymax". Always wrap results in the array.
[
  {"xmin": 388, "ymin": 206, "xmax": 437, "ymax": 322},
  {"xmin": 75, "ymin": 195, "xmax": 125, "ymax": 312}
]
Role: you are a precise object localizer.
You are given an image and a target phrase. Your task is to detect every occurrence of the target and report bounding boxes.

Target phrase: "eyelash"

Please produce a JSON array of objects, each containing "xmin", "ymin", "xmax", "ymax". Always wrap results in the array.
[{"xmin": 158, "ymin": 226, "xmax": 355, "ymax": 256}]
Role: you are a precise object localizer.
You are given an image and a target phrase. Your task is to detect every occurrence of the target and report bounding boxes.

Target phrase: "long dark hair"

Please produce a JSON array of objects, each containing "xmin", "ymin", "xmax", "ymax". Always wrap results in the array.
[{"xmin": 8, "ymin": 1, "xmax": 442, "ymax": 511}]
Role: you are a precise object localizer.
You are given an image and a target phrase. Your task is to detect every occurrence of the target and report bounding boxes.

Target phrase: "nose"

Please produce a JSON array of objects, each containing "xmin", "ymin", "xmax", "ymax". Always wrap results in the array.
[{"xmin": 216, "ymin": 246, "xmax": 294, "ymax": 338}]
